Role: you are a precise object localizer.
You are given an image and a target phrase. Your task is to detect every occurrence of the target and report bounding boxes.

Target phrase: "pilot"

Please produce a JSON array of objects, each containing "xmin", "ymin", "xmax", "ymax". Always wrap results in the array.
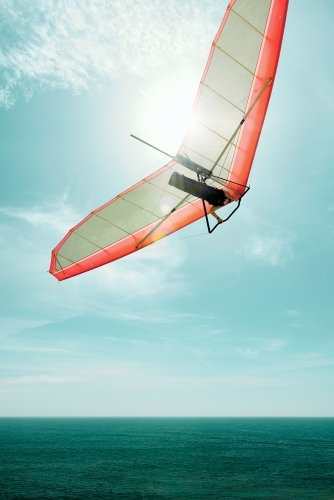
[
  {"xmin": 169, "ymin": 171, "xmax": 240, "ymax": 223},
  {"xmin": 209, "ymin": 189, "xmax": 238, "ymax": 223}
]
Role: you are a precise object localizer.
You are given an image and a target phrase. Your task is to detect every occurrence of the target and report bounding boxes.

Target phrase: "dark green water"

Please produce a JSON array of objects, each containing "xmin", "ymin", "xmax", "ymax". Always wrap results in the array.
[{"xmin": 0, "ymin": 418, "xmax": 333, "ymax": 499}]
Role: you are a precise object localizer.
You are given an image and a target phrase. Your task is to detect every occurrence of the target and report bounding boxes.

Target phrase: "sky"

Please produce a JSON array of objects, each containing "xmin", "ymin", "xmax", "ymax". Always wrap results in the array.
[{"xmin": 0, "ymin": 0, "xmax": 334, "ymax": 417}]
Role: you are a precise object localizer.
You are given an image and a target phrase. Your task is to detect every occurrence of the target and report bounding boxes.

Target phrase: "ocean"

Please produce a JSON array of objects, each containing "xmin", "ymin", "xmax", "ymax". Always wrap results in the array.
[{"xmin": 0, "ymin": 418, "xmax": 333, "ymax": 499}]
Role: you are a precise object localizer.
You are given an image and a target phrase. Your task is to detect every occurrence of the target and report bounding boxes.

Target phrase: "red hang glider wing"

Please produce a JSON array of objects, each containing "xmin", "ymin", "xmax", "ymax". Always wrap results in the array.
[{"xmin": 50, "ymin": 0, "xmax": 289, "ymax": 281}]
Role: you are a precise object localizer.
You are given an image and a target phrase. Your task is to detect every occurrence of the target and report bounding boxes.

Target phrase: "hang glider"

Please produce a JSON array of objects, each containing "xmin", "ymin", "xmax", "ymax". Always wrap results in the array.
[{"xmin": 50, "ymin": 0, "xmax": 289, "ymax": 281}]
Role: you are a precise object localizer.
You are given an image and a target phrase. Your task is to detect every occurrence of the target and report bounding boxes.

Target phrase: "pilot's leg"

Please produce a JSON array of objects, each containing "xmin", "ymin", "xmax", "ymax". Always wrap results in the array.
[{"xmin": 209, "ymin": 206, "xmax": 223, "ymax": 224}]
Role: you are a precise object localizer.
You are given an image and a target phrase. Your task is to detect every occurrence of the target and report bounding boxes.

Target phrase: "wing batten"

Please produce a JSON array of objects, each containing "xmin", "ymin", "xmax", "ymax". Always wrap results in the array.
[
  {"xmin": 201, "ymin": 83, "xmax": 246, "ymax": 113},
  {"xmin": 214, "ymin": 45, "xmax": 258, "ymax": 77},
  {"xmin": 50, "ymin": 0, "xmax": 289, "ymax": 280},
  {"xmin": 230, "ymin": 10, "xmax": 266, "ymax": 37}
]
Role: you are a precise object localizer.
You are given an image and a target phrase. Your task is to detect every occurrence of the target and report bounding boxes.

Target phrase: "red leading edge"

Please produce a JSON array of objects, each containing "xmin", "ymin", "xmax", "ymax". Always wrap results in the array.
[{"xmin": 50, "ymin": 0, "xmax": 289, "ymax": 281}]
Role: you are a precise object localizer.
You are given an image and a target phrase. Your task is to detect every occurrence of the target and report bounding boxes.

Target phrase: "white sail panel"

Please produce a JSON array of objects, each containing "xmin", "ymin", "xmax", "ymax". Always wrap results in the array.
[{"xmin": 233, "ymin": 0, "xmax": 272, "ymax": 34}]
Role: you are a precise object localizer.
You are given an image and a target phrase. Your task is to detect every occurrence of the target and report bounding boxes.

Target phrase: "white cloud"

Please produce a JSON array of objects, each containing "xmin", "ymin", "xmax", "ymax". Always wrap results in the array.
[
  {"xmin": 283, "ymin": 354, "xmax": 334, "ymax": 373},
  {"xmin": 237, "ymin": 233, "xmax": 294, "ymax": 266},
  {"xmin": 0, "ymin": 87, "xmax": 15, "ymax": 108},
  {"xmin": 236, "ymin": 348, "xmax": 259, "ymax": 358},
  {"xmin": 94, "ymin": 238, "xmax": 187, "ymax": 296},
  {"xmin": 0, "ymin": 374, "xmax": 80, "ymax": 392},
  {"xmin": 131, "ymin": 374, "xmax": 287, "ymax": 390},
  {"xmin": 103, "ymin": 309, "xmax": 204, "ymax": 324},
  {"xmin": 286, "ymin": 311, "xmax": 302, "ymax": 328},
  {"xmin": 0, "ymin": 192, "xmax": 81, "ymax": 233},
  {"xmin": 286, "ymin": 309, "xmax": 302, "ymax": 317},
  {"xmin": 262, "ymin": 339, "xmax": 286, "ymax": 351},
  {"xmin": 0, "ymin": 346, "xmax": 76, "ymax": 354},
  {"xmin": 0, "ymin": 318, "xmax": 50, "ymax": 336},
  {"xmin": 0, "ymin": 0, "xmax": 221, "ymax": 107},
  {"xmin": 236, "ymin": 339, "xmax": 286, "ymax": 358},
  {"xmin": 56, "ymin": 364, "xmax": 287, "ymax": 390}
]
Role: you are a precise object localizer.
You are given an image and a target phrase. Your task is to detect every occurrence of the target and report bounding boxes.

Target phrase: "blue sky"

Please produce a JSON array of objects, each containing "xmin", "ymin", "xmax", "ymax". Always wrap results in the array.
[{"xmin": 1, "ymin": 0, "xmax": 333, "ymax": 416}]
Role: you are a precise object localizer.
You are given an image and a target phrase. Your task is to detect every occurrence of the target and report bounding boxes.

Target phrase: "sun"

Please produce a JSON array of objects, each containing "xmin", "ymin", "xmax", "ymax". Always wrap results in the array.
[
  {"xmin": 139, "ymin": 74, "xmax": 197, "ymax": 154},
  {"xmin": 151, "ymin": 87, "xmax": 194, "ymax": 149}
]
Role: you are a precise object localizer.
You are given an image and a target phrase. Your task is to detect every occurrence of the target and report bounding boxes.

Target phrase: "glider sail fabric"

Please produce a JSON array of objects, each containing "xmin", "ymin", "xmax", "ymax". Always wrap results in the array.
[{"xmin": 50, "ymin": 0, "xmax": 289, "ymax": 280}]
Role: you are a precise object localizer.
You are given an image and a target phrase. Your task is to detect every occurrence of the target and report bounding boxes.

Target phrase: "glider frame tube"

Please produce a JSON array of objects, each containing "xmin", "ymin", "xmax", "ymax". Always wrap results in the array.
[
  {"xmin": 201, "ymin": 198, "xmax": 240, "ymax": 233},
  {"xmin": 201, "ymin": 181, "xmax": 249, "ymax": 234},
  {"xmin": 135, "ymin": 193, "xmax": 191, "ymax": 249},
  {"xmin": 210, "ymin": 78, "xmax": 272, "ymax": 173}
]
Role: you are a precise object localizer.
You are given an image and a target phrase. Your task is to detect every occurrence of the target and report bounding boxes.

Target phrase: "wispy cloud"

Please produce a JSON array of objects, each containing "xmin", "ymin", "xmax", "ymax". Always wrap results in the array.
[
  {"xmin": 237, "ymin": 232, "xmax": 294, "ymax": 266},
  {"xmin": 10, "ymin": 375, "xmax": 79, "ymax": 384},
  {"xmin": 51, "ymin": 364, "xmax": 287, "ymax": 390},
  {"xmin": 236, "ymin": 339, "xmax": 286, "ymax": 359},
  {"xmin": 286, "ymin": 309, "xmax": 302, "ymax": 317},
  {"xmin": 0, "ymin": 374, "xmax": 80, "ymax": 393},
  {"xmin": 0, "ymin": 318, "xmax": 51, "ymax": 336},
  {"xmin": 126, "ymin": 374, "xmax": 288, "ymax": 390},
  {"xmin": 103, "ymin": 309, "xmax": 208, "ymax": 324},
  {"xmin": 281, "ymin": 353, "xmax": 334, "ymax": 373},
  {"xmin": 0, "ymin": 192, "xmax": 81, "ymax": 233},
  {"xmin": 286, "ymin": 311, "xmax": 302, "ymax": 329},
  {"xmin": 263, "ymin": 339, "xmax": 286, "ymax": 352},
  {"xmin": 236, "ymin": 348, "xmax": 259, "ymax": 358},
  {"xmin": 0, "ymin": 346, "xmax": 67, "ymax": 353},
  {"xmin": 95, "ymin": 239, "xmax": 187, "ymax": 296},
  {"xmin": 0, "ymin": 0, "xmax": 221, "ymax": 107}
]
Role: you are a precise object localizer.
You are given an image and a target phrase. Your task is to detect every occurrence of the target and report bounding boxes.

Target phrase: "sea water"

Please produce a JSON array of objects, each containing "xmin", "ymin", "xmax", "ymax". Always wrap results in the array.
[{"xmin": 0, "ymin": 418, "xmax": 333, "ymax": 499}]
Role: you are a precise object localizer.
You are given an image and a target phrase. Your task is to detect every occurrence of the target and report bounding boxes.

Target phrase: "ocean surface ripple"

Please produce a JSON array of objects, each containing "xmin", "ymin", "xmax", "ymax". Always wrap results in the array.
[{"xmin": 0, "ymin": 418, "xmax": 333, "ymax": 499}]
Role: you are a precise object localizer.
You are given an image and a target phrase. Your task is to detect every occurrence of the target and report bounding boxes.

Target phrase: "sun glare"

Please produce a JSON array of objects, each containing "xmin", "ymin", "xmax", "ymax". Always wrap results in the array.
[
  {"xmin": 138, "ymin": 74, "xmax": 198, "ymax": 155},
  {"xmin": 159, "ymin": 195, "xmax": 175, "ymax": 215},
  {"xmin": 152, "ymin": 88, "xmax": 194, "ymax": 148}
]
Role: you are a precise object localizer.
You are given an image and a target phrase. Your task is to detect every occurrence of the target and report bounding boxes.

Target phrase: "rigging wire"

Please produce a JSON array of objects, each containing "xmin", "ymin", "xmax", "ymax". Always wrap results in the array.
[
  {"xmin": 156, "ymin": 231, "xmax": 208, "ymax": 244},
  {"xmin": 217, "ymin": 127, "xmax": 244, "ymax": 194},
  {"xmin": 116, "ymin": 154, "xmax": 168, "ymax": 194},
  {"xmin": 168, "ymin": 232, "xmax": 207, "ymax": 242},
  {"xmin": 201, "ymin": 94, "xmax": 248, "ymax": 134},
  {"xmin": 153, "ymin": 197, "xmax": 239, "ymax": 246}
]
